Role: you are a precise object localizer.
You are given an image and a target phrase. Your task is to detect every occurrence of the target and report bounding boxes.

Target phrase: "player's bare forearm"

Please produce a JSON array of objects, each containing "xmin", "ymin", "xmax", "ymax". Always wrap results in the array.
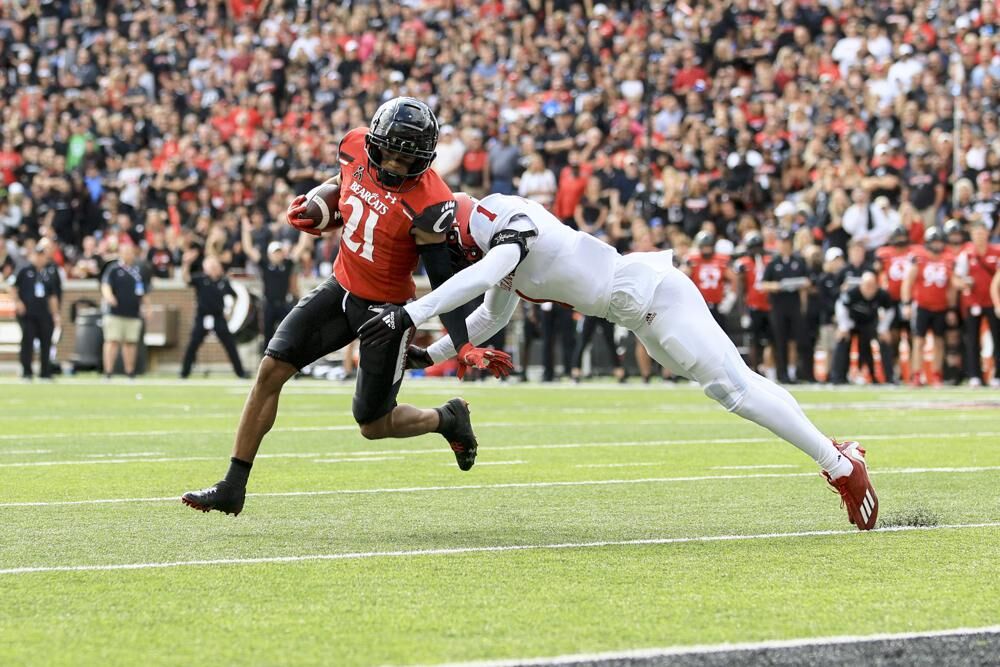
[{"xmin": 900, "ymin": 267, "xmax": 916, "ymax": 304}]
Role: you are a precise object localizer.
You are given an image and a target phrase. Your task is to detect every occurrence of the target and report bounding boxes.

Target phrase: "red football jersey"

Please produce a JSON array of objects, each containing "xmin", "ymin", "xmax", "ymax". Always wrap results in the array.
[
  {"xmin": 957, "ymin": 243, "xmax": 1000, "ymax": 309},
  {"xmin": 686, "ymin": 252, "xmax": 730, "ymax": 305},
  {"xmin": 875, "ymin": 244, "xmax": 915, "ymax": 301},
  {"xmin": 910, "ymin": 250, "xmax": 954, "ymax": 312},
  {"xmin": 735, "ymin": 254, "xmax": 771, "ymax": 312},
  {"xmin": 333, "ymin": 128, "xmax": 455, "ymax": 303}
]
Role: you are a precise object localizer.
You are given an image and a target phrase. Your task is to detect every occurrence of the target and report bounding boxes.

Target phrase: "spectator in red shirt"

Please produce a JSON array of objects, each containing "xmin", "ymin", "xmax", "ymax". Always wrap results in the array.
[
  {"xmin": 553, "ymin": 150, "xmax": 592, "ymax": 226},
  {"xmin": 673, "ymin": 47, "xmax": 710, "ymax": 94},
  {"xmin": 459, "ymin": 129, "xmax": 490, "ymax": 199}
]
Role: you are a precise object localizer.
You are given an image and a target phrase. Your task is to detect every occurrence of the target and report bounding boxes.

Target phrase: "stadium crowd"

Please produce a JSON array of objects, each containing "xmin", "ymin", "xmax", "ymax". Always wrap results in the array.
[{"xmin": 2, "ymin": 0, "xmax": 1000, "ymax": 385}]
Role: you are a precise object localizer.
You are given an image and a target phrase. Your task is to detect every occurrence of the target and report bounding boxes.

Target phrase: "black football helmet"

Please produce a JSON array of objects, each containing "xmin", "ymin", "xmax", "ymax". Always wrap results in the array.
[
  {"xmin": 889, "ymin": 225, "xmax": 909, "ymax": 246},
  {"xmin": 365, "ymin": 97, "xmax": 439, "ymax": 191},
  {"xmin": 694, "ymin": 231, "xmax": 716, "ymax": 256},
  {"xmin": 743, "ymin": 230, "xmax": 764, "ymax": 254},
  {"xmin": 943, "ymin": 218, "xmax": 965, "ymax": 243},
  {"xmin": 924, "ymin": 226, "xmax": 945, "ymax": 248}
]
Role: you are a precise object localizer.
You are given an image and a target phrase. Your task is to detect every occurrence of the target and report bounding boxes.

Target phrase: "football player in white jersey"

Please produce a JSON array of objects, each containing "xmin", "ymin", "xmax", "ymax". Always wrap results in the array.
[{"xmin": 359, "ymin": 194, "xmax": 879, "ymax": 530}]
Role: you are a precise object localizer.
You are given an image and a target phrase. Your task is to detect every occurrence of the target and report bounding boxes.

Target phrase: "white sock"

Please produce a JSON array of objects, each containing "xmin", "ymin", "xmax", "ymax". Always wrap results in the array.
[
  {"xmin": 826, "ymin": 454, "xmax": 854, "ymax": 480},
  {"xmin": 733, "ymin": 371, "xmax": 846, "ymax": 474}
]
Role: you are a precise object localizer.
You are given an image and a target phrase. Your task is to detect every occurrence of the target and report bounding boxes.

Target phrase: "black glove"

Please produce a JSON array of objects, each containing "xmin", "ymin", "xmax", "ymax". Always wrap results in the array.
[
  {"xmin": 405, "ymin": 344, "xmax": 433, "ymax": 370},
  {"xmin": 357, "ymin": 304, "xmax": 413, "ymax": 348}
]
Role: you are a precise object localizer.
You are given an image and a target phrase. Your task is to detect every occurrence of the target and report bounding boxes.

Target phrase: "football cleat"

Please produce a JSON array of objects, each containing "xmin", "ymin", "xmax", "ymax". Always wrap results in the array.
[
  {"xmin": 181, "ymin": 480, "xmax": 245, "ymax": 516},
  {"xmin": 439, "ymin": 398, "xmax": 478, "ymax": 471},
  {"xmin": 823, "ymin": 441, "xmax": 878, "ymax": 531}
]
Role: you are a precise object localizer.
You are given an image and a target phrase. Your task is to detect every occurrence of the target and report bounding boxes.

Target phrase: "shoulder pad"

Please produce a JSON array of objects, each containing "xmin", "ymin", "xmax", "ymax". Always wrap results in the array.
[
  {"xmin": 411, "ymin": 199, "xmax": 457, "ymax": 234},
  {"xmin": 338, "ymin": 128, "xmax": 367, "ymax": 164}
]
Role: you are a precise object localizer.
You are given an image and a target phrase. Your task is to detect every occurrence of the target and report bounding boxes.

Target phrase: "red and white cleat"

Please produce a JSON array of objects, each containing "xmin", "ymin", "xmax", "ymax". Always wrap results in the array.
[{"xmin": 823, "ymin": 441, "xmax": 878, "ymax": 531}]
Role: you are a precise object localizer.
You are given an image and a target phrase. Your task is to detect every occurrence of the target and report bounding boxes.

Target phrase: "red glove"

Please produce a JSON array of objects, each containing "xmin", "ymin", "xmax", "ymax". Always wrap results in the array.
[
  {"xmin": 285, "ymin": 194, "xmax": 320, "ymax": 236},
  {"xmin": 456, "ymin": 342, "xmax": 515, "ymax": 380}
]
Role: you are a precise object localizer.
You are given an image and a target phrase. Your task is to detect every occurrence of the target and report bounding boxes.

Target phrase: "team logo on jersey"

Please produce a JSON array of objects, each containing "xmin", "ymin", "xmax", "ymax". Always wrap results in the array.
[
  {"xmin": 432, "ymin": 201, "xmax": 456, "ymax": 232},
  {"xmin": 353, "ymin": 165, "xmax": 364, "ymax": 181},
  {"xmin": 348, "ymin": 180, "xmax": 390, "ymax": 215}
]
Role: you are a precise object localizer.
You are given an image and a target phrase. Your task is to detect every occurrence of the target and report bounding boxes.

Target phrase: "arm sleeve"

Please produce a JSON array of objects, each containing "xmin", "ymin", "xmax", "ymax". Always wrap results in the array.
[
  {"xmin": 427, "ymin": 286, "xmax": 519, "ymax": 362},
  {"xmin": 415, "ymin": 241, "xmax": 474, "ymax": 351},
  {"xmin": 407, "ymin": 243, "xmax": 521, "ymax": 327}
]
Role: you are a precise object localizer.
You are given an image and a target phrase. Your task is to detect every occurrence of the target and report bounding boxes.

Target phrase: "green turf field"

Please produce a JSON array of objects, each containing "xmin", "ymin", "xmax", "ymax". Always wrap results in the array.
[{"xmin": 1, "ymin": 378, "xmax": 998, "ymax": 666}]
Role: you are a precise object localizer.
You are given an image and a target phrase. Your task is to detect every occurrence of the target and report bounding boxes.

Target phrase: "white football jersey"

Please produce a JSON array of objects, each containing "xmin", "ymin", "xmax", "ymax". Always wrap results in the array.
[{"xmin": 468, "ymin": 194, "xmax": 673, "ymax": 327}]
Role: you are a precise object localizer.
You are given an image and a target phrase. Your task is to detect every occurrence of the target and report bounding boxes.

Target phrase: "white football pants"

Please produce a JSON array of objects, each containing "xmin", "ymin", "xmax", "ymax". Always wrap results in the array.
[{"xmin": 631, "ymin": 265, "xmax": 841, "ymax": 472}]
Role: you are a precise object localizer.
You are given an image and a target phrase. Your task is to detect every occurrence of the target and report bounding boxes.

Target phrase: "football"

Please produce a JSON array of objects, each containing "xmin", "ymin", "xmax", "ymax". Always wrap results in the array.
[{"xmin": 302, "ymin": 183, "xmax": 343, "ymax": 232}]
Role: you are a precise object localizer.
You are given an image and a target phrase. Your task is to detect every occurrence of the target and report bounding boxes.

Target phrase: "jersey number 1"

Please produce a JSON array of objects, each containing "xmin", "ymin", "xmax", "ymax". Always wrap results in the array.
[{"xmin": 342, "ymin": 194, "xmax": 378, "ymax": 262}]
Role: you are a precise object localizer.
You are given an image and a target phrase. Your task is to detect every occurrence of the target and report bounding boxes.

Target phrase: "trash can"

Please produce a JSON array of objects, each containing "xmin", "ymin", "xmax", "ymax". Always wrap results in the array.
[{"xmin": 71, "ymin": 303, "xmax": 103, "ymax": 372}]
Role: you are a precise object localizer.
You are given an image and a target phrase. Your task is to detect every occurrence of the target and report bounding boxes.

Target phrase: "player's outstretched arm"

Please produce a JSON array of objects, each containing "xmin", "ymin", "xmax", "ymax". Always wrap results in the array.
[
  {"xmin": 425, "ymin": 286, "xmax": 519, "ymax": 363},
  {"xmin": 404, "ymin": 243, "xmax": 521, "ymax": 328},
  {"xmin": 358, "ymin": 244, "xmax": 518, "ymax": 349}
]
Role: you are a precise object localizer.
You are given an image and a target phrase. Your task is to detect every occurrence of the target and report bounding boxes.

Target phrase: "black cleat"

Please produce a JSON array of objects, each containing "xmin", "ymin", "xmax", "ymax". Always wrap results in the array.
[
  {"xmin": 439, "ymin": 398, "xmax": 478, "ymax": 471},
  {"xmin": 181, "ymin": 480, "xmax": 246, "ymax": 516}
]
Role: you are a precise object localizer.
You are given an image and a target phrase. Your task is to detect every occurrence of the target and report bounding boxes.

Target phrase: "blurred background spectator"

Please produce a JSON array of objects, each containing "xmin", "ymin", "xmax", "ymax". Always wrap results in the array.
[{"xmin": 1, "ymin": 0, "xmax": 999, "ymax": 385}]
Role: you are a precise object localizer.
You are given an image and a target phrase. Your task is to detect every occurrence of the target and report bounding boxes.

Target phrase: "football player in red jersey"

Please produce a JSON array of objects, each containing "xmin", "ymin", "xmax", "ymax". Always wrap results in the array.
[
  {"xmin": 955, "ymin": 220, "xmax": 1000, "ymax": 385},
  {"xmin": 901, "ymin": 227, "xmax": 958, "ymax": 386},
  {"xmin": 874, "ymin": 225, "xmax": 916, "ymax": 378},
  {"xmin": 182, "ymin": 98, "xmax": 512, "ymax": 516},
  {"xmin": 733, "ymin": 231, "xmax": 772, "ymax": 374},
  {"xmin": 684, "ymin": 231, "xmax": 732, "ymax": 332}
]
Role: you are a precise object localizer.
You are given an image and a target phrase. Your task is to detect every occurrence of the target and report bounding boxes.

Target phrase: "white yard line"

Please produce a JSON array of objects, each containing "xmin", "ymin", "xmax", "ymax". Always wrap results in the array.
[
  {"xmin": 424, "ymin": 625, "xmax": 1000, "ymax": 667},
  {"xmin": 711, "ymin": 464, "xmax": 801, "ymax": 470},
  {"xmin": 4, "ymin": 419, "xmax": 1000, "ymax": 443},
  {"xmin": 575, "ymin": 462, "xmax": 663, "ymax": 468},
  {"xmin": 2, "ymin": 429, "xmax": 999, "ymax": 464},
  {"xmin": 84, "ymin": 452, "xmax": 164, "ymax": 458},
  {"xmin": 2, "ymin": 466, "xmax": 998, "ymax": 508},
  {"xmin": 312, "ymin": 457, "xmax": 404, "ymax": 464},
  {"xmin": 440, "ymin": 460, "xmax": 527, "ymax": 466},
  {"xmin": 1, "ymin": 522, "xmax": 996, "ymax": 576}
]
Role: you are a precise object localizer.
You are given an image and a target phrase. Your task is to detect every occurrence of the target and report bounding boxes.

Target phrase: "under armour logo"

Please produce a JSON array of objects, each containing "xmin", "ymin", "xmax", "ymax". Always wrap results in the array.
[
  {"xmin": 353, "ymin": 165, "xmax": 364, "ymax": 181},
  {"xmin": 645, "ymin": 312, "xmax": 657, "ymax": 325},
  {"xmin": 382, "ymin": 312, "xmax": 396, "ymax": 330},
  {"xmin": 384, "ymin": 192, "xmax": 398, "ymax": 205}
]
